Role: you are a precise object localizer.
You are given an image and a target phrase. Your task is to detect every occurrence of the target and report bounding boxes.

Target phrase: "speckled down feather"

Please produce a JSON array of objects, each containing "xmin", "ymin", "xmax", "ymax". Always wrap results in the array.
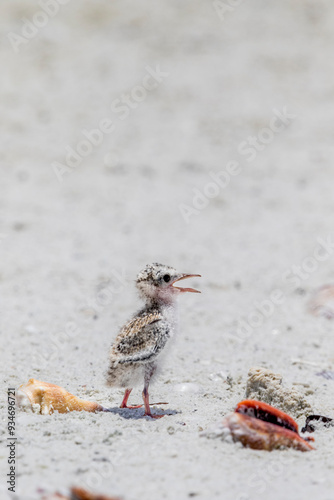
[
  {"xmin": 112, "ymin": 311, "xmax": 163, "ymax": 357},
  {"xmin": 107, "ymin": 310, "xmax": 169, "ymax": 388}
]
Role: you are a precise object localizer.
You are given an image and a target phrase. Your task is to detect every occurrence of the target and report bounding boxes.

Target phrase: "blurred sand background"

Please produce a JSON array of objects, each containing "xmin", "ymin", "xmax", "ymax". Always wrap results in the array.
[{"xmin": 1, "ymin": 1, "xmax": 334, "ymax": 499}]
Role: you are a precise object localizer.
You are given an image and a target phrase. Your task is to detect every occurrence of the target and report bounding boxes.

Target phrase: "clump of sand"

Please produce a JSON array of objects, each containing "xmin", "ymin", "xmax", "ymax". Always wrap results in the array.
[{"xmin": 245, "ymin": 367, "xmax": 312, "ymax": 418}]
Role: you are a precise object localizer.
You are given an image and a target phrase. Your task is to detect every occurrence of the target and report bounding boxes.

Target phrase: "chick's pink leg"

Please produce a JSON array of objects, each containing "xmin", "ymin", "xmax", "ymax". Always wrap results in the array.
[
  {"xmin": 120, "ymin": 388, "xmax": 142, "ymax": 409},
  {"xmin": 142, "ymin": 387, "xmax": 164, "ymax": 419}
]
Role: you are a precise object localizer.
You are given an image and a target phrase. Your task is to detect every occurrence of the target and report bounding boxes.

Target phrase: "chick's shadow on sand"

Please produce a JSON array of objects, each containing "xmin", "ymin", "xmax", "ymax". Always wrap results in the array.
[{"xmin": 103, "ymin": 406, "xmax": 179, "ymax": 420}]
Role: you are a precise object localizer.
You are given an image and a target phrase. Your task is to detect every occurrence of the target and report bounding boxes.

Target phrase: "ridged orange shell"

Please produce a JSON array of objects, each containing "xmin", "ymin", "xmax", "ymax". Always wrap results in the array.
[{"xmin": 18, "ymin": 379, "xmax": 105, "ymax": 415}]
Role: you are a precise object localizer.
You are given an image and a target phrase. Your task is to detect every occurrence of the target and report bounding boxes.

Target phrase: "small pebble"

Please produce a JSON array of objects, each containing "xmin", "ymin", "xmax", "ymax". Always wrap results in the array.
[{"xmin": 173, "ymin": 383, "xmax": 202, "ymax": 394}]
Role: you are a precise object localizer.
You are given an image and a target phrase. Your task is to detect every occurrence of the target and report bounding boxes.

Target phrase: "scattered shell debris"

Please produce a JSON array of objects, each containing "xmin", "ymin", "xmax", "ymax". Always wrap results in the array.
[
  {"xmin": 291, "ymin": 358, "xmax": 324, "ymax": 368},
  {"xmin": 41, "ymin": 486, "xmax": 119, "ymax": 500},
  {"xmin": 308, "ymin": 285, "xmax": 334, "ymax": 319},
  {"xmin": 316, "ymin": 370, "xmax": 334, "ymax": 381},
  {"xmin": 201, "ymin": 399, "xmax": 314, "ymax": 452},
  {"xmin": 245, "ymin": 367, "xmax": 312, "ymax": 418},
  {"xmin": 301, "ymin": 415, "xmax": 334, "ymax": 433},
  {"xmin": 17, "ymin": 379, "xmax": 105, "ymax": 415}
]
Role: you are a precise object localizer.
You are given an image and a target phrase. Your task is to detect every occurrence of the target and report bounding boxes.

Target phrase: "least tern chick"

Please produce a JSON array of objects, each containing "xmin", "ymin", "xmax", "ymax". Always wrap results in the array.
[{"xmin": 107, "ymin": 263, "xmax": 201, "ymax": 418}]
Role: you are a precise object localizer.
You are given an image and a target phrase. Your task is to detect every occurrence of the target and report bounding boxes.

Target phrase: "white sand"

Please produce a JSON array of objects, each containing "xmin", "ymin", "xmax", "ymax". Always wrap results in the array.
[{"xmin": 1, "ymin": 1, "xmax": 334, "ymax": 499}]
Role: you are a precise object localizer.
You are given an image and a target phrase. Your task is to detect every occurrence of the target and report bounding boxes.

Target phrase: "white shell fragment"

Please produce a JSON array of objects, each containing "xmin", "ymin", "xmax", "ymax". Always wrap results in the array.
[{"xmin": 308, "ymin": 285, "xmax": 334, "ymax": 319}]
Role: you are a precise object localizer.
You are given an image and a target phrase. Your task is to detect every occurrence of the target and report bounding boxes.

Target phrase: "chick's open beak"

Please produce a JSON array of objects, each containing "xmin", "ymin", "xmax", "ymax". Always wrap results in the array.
[{"xmin": 171, "ymin": 274, "xmax": 201, "ymax": 293}]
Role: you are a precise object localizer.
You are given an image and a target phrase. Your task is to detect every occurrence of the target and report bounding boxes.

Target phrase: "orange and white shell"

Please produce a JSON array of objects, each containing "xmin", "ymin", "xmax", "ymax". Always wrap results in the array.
[
  {"xmin": 202, "ymin": 399, "xmax": 314, "ymax": 452},
  {"xmin": 221, "ymin": 412, "xmax": 313, "ymax": 452},
  {"xmin": 17, "ymin": 379, "xmax": 105, "ymax": 415},
  {"xmin": 41, "ymin": 486, "xmax": 120, "ymax": 500}
]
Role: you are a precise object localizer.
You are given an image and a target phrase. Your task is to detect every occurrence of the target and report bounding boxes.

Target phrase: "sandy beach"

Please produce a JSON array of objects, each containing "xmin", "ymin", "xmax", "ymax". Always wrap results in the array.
[{"xmin": 1, "ymin": 1, "xmax": 334, "ymax": 499}]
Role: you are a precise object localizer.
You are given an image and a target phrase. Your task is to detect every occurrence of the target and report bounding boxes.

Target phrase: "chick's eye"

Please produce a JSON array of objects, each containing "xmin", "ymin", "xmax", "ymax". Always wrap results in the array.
[{"xmin": 163, "ymin": 274, "xmax": 171, "ymax": 283}]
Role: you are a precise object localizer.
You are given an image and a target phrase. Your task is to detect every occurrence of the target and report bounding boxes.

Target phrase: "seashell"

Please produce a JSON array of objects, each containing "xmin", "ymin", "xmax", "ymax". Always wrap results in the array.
[
  {"xmin": 41, "ymin": 487, "xmax": 119, "ymax": 500},
  {"xmin": 70, "ymin": 486, "xmax": 120, "ymax": 500},
  {"xmin": 308, "ymin": 285, "xmax": 334, "ymax": 319},
  {"xmin": 41, "ymin": 494, "xmax": 68, "ymax": 500},
  {"xmin": 235, "ymin": 399, "xmax": 299, "ymax": 433},
  {"xmin": 202, "ymin": 399, "xmax": 314, "ymax": 452},
  {"xmin": 220, "ymin": 412, "xmax": 313, "ymax": 452},
  {"xmin": 17, "ymin": 379, "xmax": 105, "ymax": 415}
]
